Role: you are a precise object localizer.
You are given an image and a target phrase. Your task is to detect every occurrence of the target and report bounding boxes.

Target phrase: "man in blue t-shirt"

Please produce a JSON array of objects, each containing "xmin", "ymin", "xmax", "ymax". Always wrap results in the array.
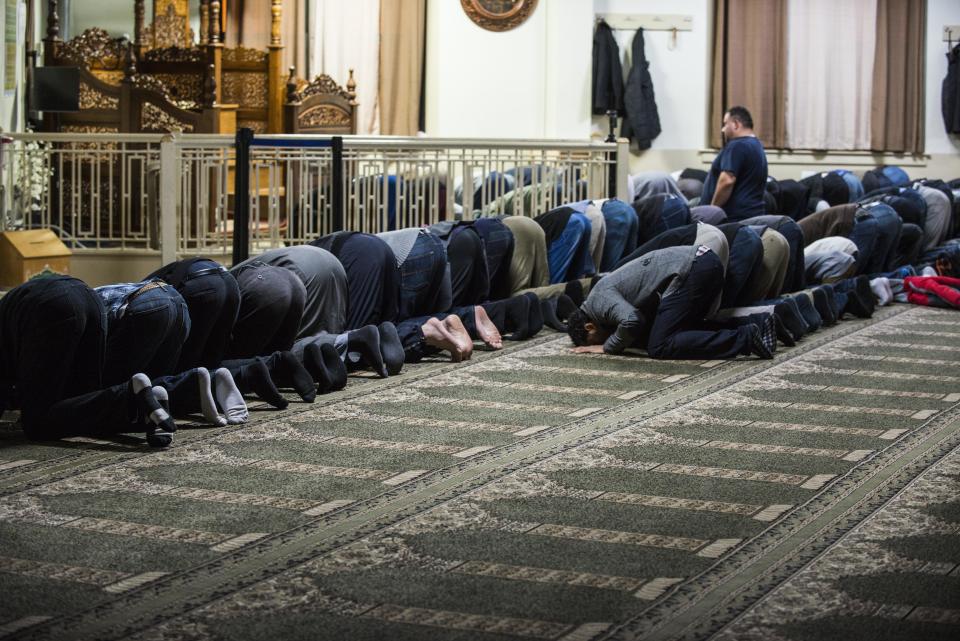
[{"xmin": 701, "ymin": 106, "xmax": 768, "ymax": 221}]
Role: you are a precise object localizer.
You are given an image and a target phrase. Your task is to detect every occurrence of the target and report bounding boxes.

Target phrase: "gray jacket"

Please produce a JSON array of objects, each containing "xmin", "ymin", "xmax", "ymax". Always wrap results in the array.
[{"xmin": 582, "ymin": 245, "xmax": 698, "ymax": 354}]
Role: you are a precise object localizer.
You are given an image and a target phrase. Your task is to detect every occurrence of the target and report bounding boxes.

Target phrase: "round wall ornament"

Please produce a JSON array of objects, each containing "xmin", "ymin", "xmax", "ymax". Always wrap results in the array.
[{"xmin": 460, "ymin": 0, "xmax": 539, "ymax": 32}]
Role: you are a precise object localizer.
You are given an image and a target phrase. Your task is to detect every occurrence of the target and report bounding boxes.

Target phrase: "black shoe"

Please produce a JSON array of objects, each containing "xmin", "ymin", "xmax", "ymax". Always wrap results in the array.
[
  {"xmin": 772, "ymin": 313, "xmax": 796, "ymax": 346},
  {"xmin": 748, "ymin": 321, "xmax": 775, "ymax": 359},
  {"xmin": 854, "ymin": 275, "xmax": 877, "ymax": 312},
  {"xmin": 812, "ymin": 287, "xmax": 836, "ymax": 326},
  {"xmin": 540, "ymin": 297, "xmax": 567, "ymax": 332},
  {"xmin": 378, "ymin": 322, "xmax": 405, "ymax": 376},
  {"xmin": 821, "ymin": 284, "xmax": 841, "ymax": 319},
  {"xmin": 556, "ymin": 294, "xmax": 578, "ymax": 321},
  {"xmin": 774, "ymin": 301, "xmax": 806, "ymax": 340},
  {"xmin": 564, "ymin": 280, "xmax": 585, "ymax": 307},
  {"xmin": 792, "ymin": 294, "xmax": 822, "ymax": 332},
  {"xmin": 784, "ymin": 297, "xmax": 811, "ymax": 334},
  {"xmin": 843, "ymin": 290, "xmax": 874, "ymax": 319}
]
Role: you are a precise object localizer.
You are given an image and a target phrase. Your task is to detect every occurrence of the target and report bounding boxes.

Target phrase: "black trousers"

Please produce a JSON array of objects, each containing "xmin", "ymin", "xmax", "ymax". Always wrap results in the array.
[
  {"xmin": 151, "ymin": 258, "xmax": 240, "ymax": 370},
  {"xmin": 645, "ymin": 252, "xmax": 752, "ymax": 359},
  {"xmin": 228, "ymin": 262, "xmax": 306, "ymax": 358},
  {"xmin": 896, "ymin": 223, "xmax": 924, "ymax": 268},
  {"xmin": 0, "ymin": 277, "xmax": 137, "ymax": 440},
  {"xmin": 473, "ymin": 218, "xmax": 516, "ymax": 301},
  {"xmin": 337, "ymin": 233, "xmax": 401, "ymax": 329},
  {"xmin": 448, "ymin": 227, "xmax": 490, "ymax": 306}
]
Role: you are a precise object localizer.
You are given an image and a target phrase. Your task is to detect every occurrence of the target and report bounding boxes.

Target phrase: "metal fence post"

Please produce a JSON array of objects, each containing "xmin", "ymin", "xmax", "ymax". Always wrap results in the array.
[
  {"xmin": 616, "ymin": 137, "xmax": 631, "ymax": 203},
  {"xmin": 159, "ymin": 134, "xmax": 177, "ymax": 265},
  {"xmin": 331, "ymin": 136, "xmax": 344, "ymax": 232},
  {"xmin": 233, "ymin": 127, "xmax": 254, "ymax": 264}
]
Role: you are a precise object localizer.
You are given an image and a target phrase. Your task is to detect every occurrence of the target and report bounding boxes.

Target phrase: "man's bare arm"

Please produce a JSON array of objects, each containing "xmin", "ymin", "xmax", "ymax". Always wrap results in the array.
[{"xmin": 711, "ymin": 171, "xmax": 737, "ymax": 207}]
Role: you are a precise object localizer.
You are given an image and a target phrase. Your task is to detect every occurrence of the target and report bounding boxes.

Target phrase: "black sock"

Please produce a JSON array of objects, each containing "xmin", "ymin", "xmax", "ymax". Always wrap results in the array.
[
  {"xmin": 321, "ymin": 343, "xmax": 347, "ymax": 390},
  {"xmin": 820, "ymin": 285, "xmax": 839, "ymax": 319},
  {"xmin": 564, "ymin": 280, "xmax": 585, "ymax": 307},
  {"xmin": 556, "ymin": 294, "xmax": 578, "ymax": 321},
  {"xmin": 540, "ymin": 297, "xmax": 567, "ymax": 332},
  {"xmin": 843, "ymin": 290, "xmax": 874, "ymax": 318},
  {"xmin": 274, "ymin": 351, "xmax": 317, "ymax": 403},
  {"xmin": 523, "ymin": 292, "xmax": 543, "ymax": 337},
  {"xmin": 792, "ymin": 294, "xmax": 822, "ymax": 332},
  {"xmin": 303, "ymin": 343, "xmax": 332, "ymax": 392},
  {"xmin": 772, "ymin": 313, "xmax": 795, "ymax": 346},
  {"xmin": 243, "ymin": 359, "xmax": 288, "ymax": 409},
  {"xmin": 347, "ymin": 325, "xmax": 388, "ymax": 377},
  {"xmin": 812, "ymin": 288, "xmax": 836, "ymax": 326},
  {"xmin": 854, "ymin": 275, "xmax": 877, "ymax": 312},
  {"xmin": 773, "ymin": 301, "xmax": 806, "ymax": 340},
  {"xmin": 504, "ymin": 295, "xmax": 532, "ymax": 341},
  {"xmin": 378, "ymin": 322, "xmax": 405, "ymax": 376}
]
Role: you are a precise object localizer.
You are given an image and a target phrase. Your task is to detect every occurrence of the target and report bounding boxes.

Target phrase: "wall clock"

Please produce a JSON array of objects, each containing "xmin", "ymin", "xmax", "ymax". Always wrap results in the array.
[{"xmin": 460, "ymin": 0, "xmax": 539, "ymax": 32}]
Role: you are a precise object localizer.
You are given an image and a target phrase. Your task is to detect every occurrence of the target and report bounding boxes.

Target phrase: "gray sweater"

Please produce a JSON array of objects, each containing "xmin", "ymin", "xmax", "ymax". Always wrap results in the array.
[{"xmin": 582, "ymin": 245, "xmax": 698, "ymax": 354}]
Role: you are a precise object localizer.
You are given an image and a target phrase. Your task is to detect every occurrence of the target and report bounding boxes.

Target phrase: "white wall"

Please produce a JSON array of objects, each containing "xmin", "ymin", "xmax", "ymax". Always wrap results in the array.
[
  {"xmin": 425, "ymin": 0, "xmax": 592, "ymax": 139},
  {"xmin": 925, "ymin": 0, "xmax": 960, "ymax": 156},
  {"xmin": 591, "ymin": 0, "xmax": 710, "ymax": 150},
  {"xmin": 425, "ymin": 0, "xmax": 960, "ymax": 179}
]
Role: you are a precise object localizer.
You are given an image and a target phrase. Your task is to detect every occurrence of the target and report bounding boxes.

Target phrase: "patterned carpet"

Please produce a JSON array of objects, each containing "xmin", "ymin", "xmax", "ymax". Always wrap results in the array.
[{"xmin": 1, "ymin": 304, "xmax": 959, "ymax": 641}]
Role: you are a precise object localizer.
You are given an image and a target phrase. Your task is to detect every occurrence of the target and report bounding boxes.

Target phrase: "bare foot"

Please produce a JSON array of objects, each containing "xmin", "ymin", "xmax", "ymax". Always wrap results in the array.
[
  {"xmin": 442, "ymin": 315, "xmax": 474, "ymax": 361},
  {"xmin": 474, "ymin": 306, "xmax": 503, "ymax": 349},
  {"xmin": 421, "ymin": 317, "xmax": 467, "ymax": 362}
]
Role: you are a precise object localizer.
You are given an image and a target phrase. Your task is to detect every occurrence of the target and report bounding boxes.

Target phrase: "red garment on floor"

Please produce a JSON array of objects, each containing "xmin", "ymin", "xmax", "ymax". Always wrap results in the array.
[{"xmin": 904, "ymin": 275, "xmax": 960, "ymax": 309}]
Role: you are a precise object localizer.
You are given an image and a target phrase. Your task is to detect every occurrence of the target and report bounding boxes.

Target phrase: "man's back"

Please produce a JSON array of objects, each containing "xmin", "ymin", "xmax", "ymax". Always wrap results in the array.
[{"xmin": 702, "ymin": 137, "xmax": 768, "ymax": 221}]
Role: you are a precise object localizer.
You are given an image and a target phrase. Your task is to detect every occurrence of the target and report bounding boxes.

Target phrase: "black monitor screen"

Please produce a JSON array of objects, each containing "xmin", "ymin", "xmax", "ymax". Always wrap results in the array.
[{"xmin": 32, "ymin": 67, "xmax": 80, "ymax": 113}]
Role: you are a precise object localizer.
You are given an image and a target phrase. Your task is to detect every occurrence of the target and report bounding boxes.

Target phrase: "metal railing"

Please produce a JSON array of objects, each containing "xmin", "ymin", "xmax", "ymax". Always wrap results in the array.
[{"xmin": 1, "ymin": 132, "xmax": 629, "ymax": 265}]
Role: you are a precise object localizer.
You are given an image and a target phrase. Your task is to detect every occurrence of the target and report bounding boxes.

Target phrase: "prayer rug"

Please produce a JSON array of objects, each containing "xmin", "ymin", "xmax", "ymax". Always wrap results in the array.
[{"xmin": 1, "ymin": 304, "xmax": 959, "ymax": 640}]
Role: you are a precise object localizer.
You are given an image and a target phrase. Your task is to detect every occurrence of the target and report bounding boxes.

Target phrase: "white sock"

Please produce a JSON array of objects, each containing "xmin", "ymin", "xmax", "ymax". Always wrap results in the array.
[
  {"xmin": 870, "ymin": 277, "xmax": 892, "ymax": 306},
  {"xmin": 131, "ymin": 372, "xmax": 152, "ymax": 395},
  {"xmin": 921, "ymin": 265, "xmax": 937, "ymax": 277},
  {"xmin": 197, "ymin": 367, "xmax": 227, "ymax": 427},
  {"xmin": 881, "ymin": 277, "xmax": 894, "ymax": 304},
  {"xmin": 152, "ymin": 385, "xmax": 169, "ymax": 409},
  {"xmin": 213, "ymin": 368, "xmax": 248, "ymax": 424}
]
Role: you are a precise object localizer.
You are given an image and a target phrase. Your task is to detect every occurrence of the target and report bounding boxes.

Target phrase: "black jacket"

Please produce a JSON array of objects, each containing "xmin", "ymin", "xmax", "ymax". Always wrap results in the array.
[
  {"xmin": 621, "ymin": 28, "xmax": 661, "ymax": 150},
  {"xmin": 943, "ymin": 43, "xmax": 960, "ymax": 134},
  {"xmin": 592, "ymin": 21, "xmax": 624, "ymax": 116}
]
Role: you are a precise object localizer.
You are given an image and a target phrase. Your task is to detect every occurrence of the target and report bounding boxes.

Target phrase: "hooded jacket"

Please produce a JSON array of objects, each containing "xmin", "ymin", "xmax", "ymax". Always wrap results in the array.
[{"xmin": 621, "ymin": 28, "xmax": 661, "ymax": 150}]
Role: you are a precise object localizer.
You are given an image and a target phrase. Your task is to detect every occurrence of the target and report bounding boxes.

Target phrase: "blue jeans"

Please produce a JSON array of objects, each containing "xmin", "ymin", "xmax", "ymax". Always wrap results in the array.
[
  {"xmin": 660, "ymin": 196, "xmax": 692, "ymax": 231},
  {"xmin": 398, "ymin": 231, "xmax": 451, "ymax": 320},
  {"xmin": 103, "ymin": 284, "xmax": 191, "ymax": 385},
  {"xmin": 600, "ymin": 200, "xmax": 639, "ymax": 271},
  {"xmin": 848, "ymin": 213, "xmax": 880, "ymax": 275},
  {"xmin": 860, "ymin": 203, "xmax": 903, "ymax": 274},
  {"xmin": 547, "ymin": 212, "xmax": 594, "ymax": 283}
]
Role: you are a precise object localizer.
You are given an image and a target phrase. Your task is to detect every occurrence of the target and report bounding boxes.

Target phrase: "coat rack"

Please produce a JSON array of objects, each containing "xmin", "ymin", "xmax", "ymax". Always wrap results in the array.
[
  {"xmin": 944, "ymin": 25, "xmax": 960, "ymax": 44},
  {"xmin": 596, "ymin": 14, "xmax": 693, "ymax": 50},
  {"xmin": 596, "ymin": 14, "xmax": 694, "ymax": 32}
]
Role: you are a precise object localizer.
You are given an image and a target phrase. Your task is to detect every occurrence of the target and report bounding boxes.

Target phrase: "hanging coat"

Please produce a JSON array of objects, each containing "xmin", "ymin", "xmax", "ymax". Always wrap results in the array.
[
  {"xmin": 592, "ymin": 20, "xmax": 624, "ymax": 116},
  {"xmin": 621, "ymin": 28, "xmax": 661, "ymax": 150},
  {"xmin": 943, "ymin": 43, "xmax": 960, "ymax": 134}
]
